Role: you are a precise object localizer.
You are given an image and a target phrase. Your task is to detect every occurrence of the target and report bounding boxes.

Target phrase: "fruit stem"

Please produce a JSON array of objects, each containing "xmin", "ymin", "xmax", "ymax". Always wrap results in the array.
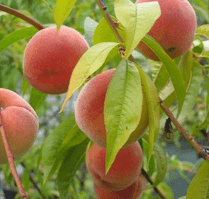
[
  {"xmin": 0, "ymin": 109, "xmax": 28, "ymax": 199},
  {"xmin": 0, "ymin": 4, "xmax": 45, "ymax": 30},
  {"xmin": 141, "ymin": 168, "xmax": 166, "ymax": 199}
]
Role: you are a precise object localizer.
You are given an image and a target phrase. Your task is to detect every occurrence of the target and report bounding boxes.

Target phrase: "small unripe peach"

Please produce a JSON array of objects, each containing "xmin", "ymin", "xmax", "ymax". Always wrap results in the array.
[
  {"xmin": 0, "ymin": 89, "xmax": 38, "ymax": 164},
  {"xmin": 136, "ymin": 0, "xmax": 197, "ymax": 60},
  {"xmin": 75, "ymin": 69, "xmax": 149, "ymax": 148},
  {"xmin": 24, "ymin": 25, "xmax": 89, "ymax": 94},
  {"xmin": 86, "ymin": 142, "xmax": 143, "ymax": 191}
]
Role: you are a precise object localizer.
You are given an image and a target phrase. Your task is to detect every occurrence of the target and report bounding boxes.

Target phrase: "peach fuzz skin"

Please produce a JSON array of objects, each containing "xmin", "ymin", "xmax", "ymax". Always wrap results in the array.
[
  {"xmin": 136, "ymin": 0, "xmax": 197, "ymax": 60},
  {"xmin": 86, "ymin": 142, "xmax": 143, "ymax": 191},
  {"xmin": 75, "ymin": 69, "xmax": 149, "ymax": 148},
  {"xmin": 0, "ymin": 89, "xmax": 38, "ymax": 164},
  {"xmin": 23, "ymin": 25, "xmax": 89, "ymax": 94},
  {"xmin": 94, "ymin": 174, "xmax": 146, "ymax": 199}
]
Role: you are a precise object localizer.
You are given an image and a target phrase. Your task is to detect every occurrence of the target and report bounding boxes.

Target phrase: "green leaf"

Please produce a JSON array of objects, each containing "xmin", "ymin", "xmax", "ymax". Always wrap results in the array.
[
  {"xmin": 29, "ymin": 88, "xmax": 48, "ymax": 111},
  {"xmin": 57, "ymin": 139, "xmax": 89, "ymax": 199},
  {"xmin": 158, "ymin": 182, "xmax": 174, "ymax": 199},
  {"xmin": 42, "ymin": 114, "xmax": 76, "ymax": 167},
  {"xmin": 193, "ymin": 110, "xmax": 209, "ymax": 136},
  {"xmin": 93, "ymin": 17, "xmax": 124, "ymax": 45},
  {"xmin": 153, "ymin": 141, "xmax": 167, "ymax": 186},
  {"xmin": 84, "ymin": 17, "xmax": 98, "ymax": 46},
  {"xmin": 53, "ymin": 0, "xmax": 77, "ymax": 29},
  {"xmin": 196, "ymin": 24, "xmax": 209, "ymax": 39},
  {"xmin": 93, "ymin": 17, "xmax": 125, "ymax": 64},
  {"xmin": 135, "ymin": 64, "xmax": 160, "ymax": 161},
  {"xmin": 60, "ymin": 42, "xmax": 119, "ymax": 112},
  {"xmin": 154, "ymin": 64, "xmax": 170, "ymax": 92},
  {"xmin": 114, "ymin": 0, "xmax": 160, "ymax": 59},
  {"xmin": 43, "ymin": 128, "xmax": 87, "ymax": 184},
  {"xmin": 142, "ymin": 35, "xmax": 186, "ymax": 117},
  {"xmin": 0, "ymin": 27, "xmax": 38, "ymax": 53},
  {"xmin": 178, "ymin": 50, "xmax": 193, "ymax": 88},
  {"xmin": 186, "ymin": 161, "xmax": 209, "ymax": 199},
  {"xmin": 148, "ymin": 154, "xmax": 156, "ymax": 177},
  {"xmin": 178, "ymin": 59, "xmax": 202, "ymax": 120},
  {"xmin": 104, "ymin": 60, "xmax": 142, "ymax": 173}
]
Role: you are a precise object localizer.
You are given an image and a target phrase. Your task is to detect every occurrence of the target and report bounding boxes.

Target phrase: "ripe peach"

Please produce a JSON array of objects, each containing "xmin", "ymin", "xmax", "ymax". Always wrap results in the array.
[
  {"xmin": 75, "ymin": 69, "xmax": 149, "ymax": 148},
  {"xmin": 94, "ymin": 174, "xmax": 146, "ymax": 199},
  {"xmin": 136, "ymin": 0, "xmax": 197, "ymax": 60},
  {"xmin": 86, "ymin": 142, "xmax": 143, "ymax": 191},
  {"xmin": 0, "ymin": 89, "xmax": 38, "ymax": 164},
  {"xmin": 23, "ymin": 25, "xmax": 89, "ymax": 94}
]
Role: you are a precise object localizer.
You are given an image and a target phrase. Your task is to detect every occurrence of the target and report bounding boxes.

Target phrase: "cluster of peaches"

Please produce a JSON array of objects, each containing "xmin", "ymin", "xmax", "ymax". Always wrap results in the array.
[{"xmin": 0, "ymin": 0, "xmax": 197, "ymax": 198}]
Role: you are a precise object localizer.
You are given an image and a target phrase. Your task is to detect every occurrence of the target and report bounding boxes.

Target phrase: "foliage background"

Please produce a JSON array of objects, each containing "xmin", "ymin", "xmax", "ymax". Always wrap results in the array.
[{"xmin": 0, "ymin": 0, "xmax": 208, "ymax": 198}]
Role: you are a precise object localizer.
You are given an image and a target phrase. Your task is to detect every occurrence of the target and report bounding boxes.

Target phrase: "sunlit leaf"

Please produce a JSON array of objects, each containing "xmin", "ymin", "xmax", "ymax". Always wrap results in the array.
[
  {"xmin": 60, "ymin": 42, "xmax": 119, "ymax": 112},
  {"xmin": 187, "ymin": 161, "xmax": 209, "ymax": 199},
  {"xmin": 114, "ymin": 0, "xmax": 160, "ymax": 59},
  {"xmin": 53, "ymin": 0, "xmax": 77, "ymax": 29}
]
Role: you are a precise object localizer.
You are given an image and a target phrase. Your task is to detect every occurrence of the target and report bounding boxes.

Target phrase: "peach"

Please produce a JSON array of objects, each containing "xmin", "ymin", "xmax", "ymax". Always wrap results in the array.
[
  {"xmin": 136, "ymin": 0, "xmax": 197, "ymax": 60},
  {"xmin": 75, "ymin": 69, "xmax": 149, "ymax": 148},
  {"xmin": 86, "ymin": 142, "xmax": 143, "ymax": 191},
  {"xmin": 94, "ymin": 174, "xmax": 146, "ymax": 199},
  {"xmin": 23, "ymin": 25, "xmax": 89, "ymax": 94},
  {"xmin": 0, "ymin": 89, "xmax": 38, "ymax": 164}
]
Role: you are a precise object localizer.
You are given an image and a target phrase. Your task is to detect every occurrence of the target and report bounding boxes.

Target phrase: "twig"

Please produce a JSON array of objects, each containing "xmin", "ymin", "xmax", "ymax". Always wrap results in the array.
[
  {"xmin": 21, "ymin": 162, "xmax": 46, "ymax": 199},
  {"xmin": 0, "ymin": 4, "xmax": 45, "ymax": 30},
  {"xmin": 0, "ymin": 109, "xmax": 28, "ymax": 198},
  {"xmin": 159, "ymin": 98, "xmax": 209, "ymax": 160},
  {"xmin": 141, "ymin": 168, "xmax": 166, "ymax": 199}
]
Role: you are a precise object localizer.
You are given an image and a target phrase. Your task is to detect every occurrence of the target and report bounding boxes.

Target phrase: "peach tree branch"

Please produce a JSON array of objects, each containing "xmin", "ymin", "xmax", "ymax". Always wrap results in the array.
[
  {"xmin": 0, "ymin": 4, "xmax": 45, "ymax": 30},
  {"xmin": 0, "ymin": 109, "xmax": 28, "ymax": 199}
]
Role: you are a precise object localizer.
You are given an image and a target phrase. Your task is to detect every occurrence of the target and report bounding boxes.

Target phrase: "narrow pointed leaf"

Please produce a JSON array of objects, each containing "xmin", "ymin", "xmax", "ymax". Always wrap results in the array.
[
  {"xmin": 186, "ymin": 161, "xmax": 209, "ymax": 199},
  {"xmin": 42, "ymin": 114, "xmax": 76, "ymax": 167},
  {"xmin": 135, "ymin": 64, "xmax": 160, "ymax": 161},
  {"xmin": 57, "ymin": 139, "xmax": 89, "ymax": 199},
  {"xmin": 114, "ymin": 0, "xmax": 160, "ymax": 59},
  {"xmin": 154, "ymin": 64, "xmax": 170, "ymax": 92},
  {"xmin": 153, "ymin": 141, "xmax": 167, "ymax": 186},
  {"xmin": 105, "ymin": 60, "xmax": 142, "ymax": 173},
  {"xmin": 53, "ymin": 0, "xmax": 77, "ymax": 29},
  {"xmin": 60, "ymin": 42, "xmax": 119, "ymax": 112},
  {"xmin": 0, "ymin": 27, "xmax": 38, "ymax": 52},
  {"xmin": 178, "ymin": 59, "xmax": 202, "ymax": 120},
  {"xmin": 29, "ymin": 88, "xmax": 47, "ymax": 111},
  {"xmin": 142, "ymin": 35, "xmax": 186, "ymax": 117}
]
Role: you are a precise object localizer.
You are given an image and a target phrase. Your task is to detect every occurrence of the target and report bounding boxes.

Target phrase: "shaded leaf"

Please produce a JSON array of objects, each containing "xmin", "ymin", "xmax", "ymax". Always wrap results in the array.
[
  {"xmin": 142, "ymin": 35, "xmax": 186, "ymax": 117},
  {"xmin": 135, "ymin": 63, "xmax": 160, "ymax": 161},
  {"xmin": 0, "ymin": 27, "xmax": 38, "ymax": 53},
  {"xmin": 57, "ymin": 139, "xmax": 89, "ymax": 199},
  {"xmin": 153, "ymin": 141, "xmax": 167, "ymax": 186},
  {"xmin": 29, "ymin": 88, "xmax": 47, "ymax": 111},
  {"xmin": 42, "ymin": 114, "xmax": 76, "ymax": 167},
  {"xmin": 178, "ymin": 59, "xmax": 202, "ymax": 120}
]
